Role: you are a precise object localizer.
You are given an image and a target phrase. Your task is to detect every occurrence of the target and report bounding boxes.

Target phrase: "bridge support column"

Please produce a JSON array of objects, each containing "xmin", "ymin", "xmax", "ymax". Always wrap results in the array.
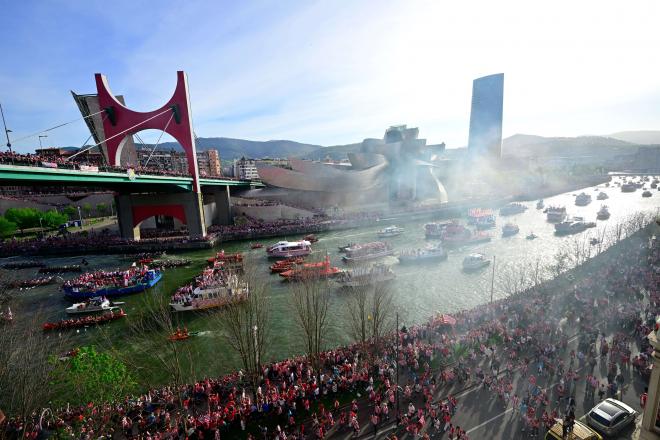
[
  {"xmin": 212, "ymin": 186, "xmax": 232, "ymax": 225},
  {"xmin": 114, "ymin": 192, "xmax": 206, "ymax": 241}
]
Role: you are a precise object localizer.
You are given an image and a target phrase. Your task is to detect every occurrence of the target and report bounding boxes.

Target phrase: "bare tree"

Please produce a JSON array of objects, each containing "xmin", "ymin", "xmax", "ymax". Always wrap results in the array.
[
  {"xmin": 290, "ymin": 276, "xmax": 330, "ymax": 375},
  {"xmin": 346, "ymin": 286, "xmax": 369, "ymax": 346},
  {"xmin": 369, "ymin": 282, "xmax": 395, "ymax": 343}
]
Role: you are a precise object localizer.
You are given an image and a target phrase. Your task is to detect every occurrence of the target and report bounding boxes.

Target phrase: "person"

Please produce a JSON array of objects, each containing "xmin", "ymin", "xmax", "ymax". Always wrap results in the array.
[
  {"xmin": 0, "ymin": 409, "xmax": 4, "ymax": 425},
  {"xmin": 641, "ymin": 387, "xmax": 648, "ymax": 409}
]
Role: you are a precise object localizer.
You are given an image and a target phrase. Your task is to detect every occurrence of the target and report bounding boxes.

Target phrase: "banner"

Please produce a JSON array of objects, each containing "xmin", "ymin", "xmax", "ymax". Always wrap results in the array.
[
  {"xmin": 80, "ymin": 165, "xmax": 99, "ymax": 172},
  {"xmin": 41, "ymin": 161, "xmax": 58, "ymax": 168}
]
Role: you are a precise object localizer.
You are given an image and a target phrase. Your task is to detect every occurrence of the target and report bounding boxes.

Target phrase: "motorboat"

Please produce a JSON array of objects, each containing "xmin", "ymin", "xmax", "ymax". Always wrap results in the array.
[
  {"xmin": 266, "ymin": 240, "xmax": 312, "ymax": 258},
  {"xmin": 596, "ymin": 192, "xmax": 609, "ymax": 200},
  {"xmin": 207, "ymin": 251, "xmax": 244, "ymax": 271},
  {"xmin": 342, "ymin": 242, "xmax": 394, "ymax": 263},
  {"xmin": 596, "ymin": 205, "xmax": 611, "ymax": 220},
  {"xmin": 441, "ymin": 223, "xmax": 491, "ymax": 247},
  {"xmin": 334, "ymin": 263, "xmax": 395, "ymax": 288},
  {"xmin": 474, "ymin": 215, "xmax": 496, "ymax": 230},
  {"xmin": 467, "ymin": 208, "xmax": 494, "ymax": 225},
  {"xmin": 377, "ymin": 225, "xmax": 405, "ymax": 238},
  {"xmin": 250, "ymin": 243, "xmax": 264, "ymax": 249},
  {"xmin": 526, "ymin": 232, "xmax": 538, "ymax": 240},
  {"xmin": 554, "ymin": 221, "xmax": 588, "ymax": 235},
  {"xmin": 536, "ymin": 199, "xmax": 545, "ymax": 210},
  {"xmin": 499, "ymin": 203, "xmax": 527, "ymax": 216},
  {"xmin": 546, "ymin": 206, "xmax": 567, "ymax": 223},
  {"xmin": 39, "ymin": 265, "xmax": 82, "ymax": 274},
  {"xmin": 642, "ymin": 190, "xmax": 653, "ymax": 198},
  {"xmin": 462, "ymin": 254, "xmax": 491, "ymax": 271},
  {"xmin": 270, "ymin": 257, "xmax": 305, "ymax": 273},
  {"xmin": 575, "ymin": 192, "xmax": 592, "ymax": 206},
  {"xmin": 621, "ymin": 183, "xmax": 636, "ymax": 192},
  {"xmin": 502, "ymin": 223, "xmax": 520, "ymax": 237},
  {"xmin": 303, "ymin": 234, "xmax": 319, "ymax": 243},
  {"xmin": 338, "ymin": 243, "xmax": 356, "ymax": 253},
  {"xmin": 62, "ymin": 268, "xmax": 162, "ymax": 300},
  {"xmin": 168, "ymin": 328, "xmax": 200, "ymax": 341},
  {"xmin": 424, "ymin": 221, "xmax": 452, "ymax": 239},
  {"xmin": 170, "ymin": 268, "xmax": 249, "ymax": 312},
  {"xmin": 65, "ymin": 297, "xmax": 124, "ymax": 315},
  {"xmin": 398, "ymin": 243, "xmax": 447, "ymax": 264},
  {"xmin": 280, "ymin": 256, "xmax": 343, "ymax": 281},
  {"xmin": 152, "ymin": 258, "xmax": 192, "ymax": 269}
]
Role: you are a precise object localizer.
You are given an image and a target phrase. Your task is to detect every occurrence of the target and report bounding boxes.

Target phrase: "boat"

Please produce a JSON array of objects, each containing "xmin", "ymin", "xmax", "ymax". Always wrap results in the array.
[
  {"xmin": 462, "ymin": 254, "xmax": 491, "ymax": 271},
  {"xmin": 42, "ymin": 310, "xmax": 126, "ymax": 331},
  {"xmin": 1, "ymin": 261, "xmax": 44, "ymax": 269},
  {"xmin": 207, "ymin": 251, "xmax": 244, "ymax": 271},
  {"xmin": 338, "ymin": 243, "xmax": 356, "ymax": 253},
  {"xmin": 39, "ymin": 265, "xmax": 82, "ymax": 274},
  {"xmin": 62, "ymin": 267, "xmax": 162, "ymax": 300},
  {"xmin": 526, "ymin": 232, "xmax": 538, "ymax": 240},
  {"xmin": 270, "ymin": 257, "xmax": 305, "ymax": 273},
  {"xmin": 0, "ymin": 307, "xmax": 12, "ymax": 324},
  {"xmin": 596, "ymin": 205, "xmax": 610, "ymax": 220},
  {"xmin": 502, "ymin": 223, "xmax": 520, "ymax": 237},
  {"xmin": 642, "ymin": 190, "xmax": 653, "ymax": 197},
  {"xmin": 334, "ymin": 263, "xmax": 395, "ymax": 288},
  {"xmin": 554, "ymin": 221, "xmax": 588, "ymax": 235},
  {"xmin": 575, "ymin": 192, "xmax": 592, "ymax": 206},
  {"xmin": 474, "ymin": 215, "xmax": 496, "ymax": 230},
  {"xmin": 266, "ymin": 240, "xmax": 313, "ymax": 258},
  {"xmin": 398, "ymin": 243, "xmax": 447, "ymax": 263},
  {"xmin": 65, "ymin": 297, "xmax": 124, "ymax": 315},
  {"xmin": 250, "ymin": 243, "xmax": 264, "ymax": 249},
  {"xmin": 303, "ymin": 234, "xmax": 319, "ymax": 243},
  {"xmin": 170, "ymin": 268, "xmax": 249, "ymax": 312},
  {"xmin": 596, "ymin": 191, "xmax": 609, "ymax": 200},
  {"xmin": 467, "ymin": 208, "xmax": 494, "ymax": 225},
  {"xmin": 152, "ymin": 258, "xmax": 192, "ymax": 269},
  {"xmin": 441, "ymin": 223, "xmax": 491, "ymax": 247},
  {"xmin": 499, "ymin": 203, "xmax": 527, "ymax": 216},
  {"xmin": 342, "ymin": 242, "xmax": 394, "ymax": 263},
  {"xmin": 621, "ymin": 183, "xmax": 636, "ymax": 192},
  {"xmin": 377, "ymin": 225, "xmax": 405, "ymax": 238},
  {"xmin": 168, "ymin": 328, "xmax": 200, "ymax": 341},
  {"xmin": 424, "ymin": 221, "xmax": 452, "ymax": 239},
  {"xmin": 590, "ymin": 238, "xmax": 600, "ymax": 246},
  {"xmin": 536, "ymin": 199, "xmax": 545, "ymax": 210},
  {"xmin": 280, "ymin": 256, "xmax": 343, "ymax": 281},
  {"xmin": 10, "ymin": 277, "xmax": 54, "ymax": 289},
  {"xmin": 546, "ymin": 206, "xmax": 567, "ymax": 223}
]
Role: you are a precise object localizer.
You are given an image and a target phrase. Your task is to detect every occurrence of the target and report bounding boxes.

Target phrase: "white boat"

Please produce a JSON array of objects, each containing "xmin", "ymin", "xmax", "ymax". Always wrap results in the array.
[
  {"xmin": 65, "ymin": 297, "xmax": 123, "ymax": 315},
  {"xmin": 546, "ymin": 206, "xmax": 567, "ymax": 222},
  {"xmin": 554, "ymin": 221, "xmax": 588, "ymax": 235},
  {"xmin": 462, "ymin": 254, "xmax": 491, "ymax": 271},
  {"xmin": 377, "ymin": 225, "xmax": 405, "ymax": 238},
  {"xmin": 502, "ymin": 223, "xmax": 520, "ymax": 237},
  {"xmin": 596, "ymin": 205, "xmax": 610, "ymax": 220},
  {"xmin": 334, "ymin": 264, "xmax": 395, "ymax": 288},
  {"xmin": 536, "ymin": 199, "xmax": 544, "ymax": 209},
  {"xmin": 398, "ymin": 244, "xmax": 447, "ymax": 263},
  {"xmin": 342, "ymin": 242, "xmax": 394, "ymax": 263},
  {"xmin": 596, "ymin": 192, "xmax": 609, "ymax": 200},
  {"xmin": 575, "ymin": 192, "xmax": 592, "ymax": 206},
  {"xmin": 266, "ymin": 240, "xmax": 312, "ymax": 258},
  {"xmin": 170, "ymin": 273, "xmax": 249, "ymax": 312},
  {"xmin": 621, "ymin": 183, "xmax": 636, "ymax": 192},
  {"xmin": 499, "ymin": 203, "xmax": 527, "ymax": 216},
  {"xmin": 526, "ymin": 232, "xmax": 538, "ymax": 240}
]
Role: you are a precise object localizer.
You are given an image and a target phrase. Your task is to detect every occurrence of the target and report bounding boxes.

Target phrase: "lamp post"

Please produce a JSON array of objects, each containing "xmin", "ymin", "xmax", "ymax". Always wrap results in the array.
[
  {"xmin": 0, "ymin": 102, "xmax": 11, "ymax": 153},
  {"xmin": 38, "ymin": 135, "xmax": 48, "ymax": 149},
  {"xmin": 38, "ymin": 217, "xmax": 43, "ymax": 231},
  {"xmin": 395, "ymin": 311, "xmax": 400, "ymax": 419},
  {"xmin": 253, "ymin": 325, "xmax": 260, "ymax": 389},
  {"xmin": 490, "ymin": 255, "xmax": 496, "ymax": 303},
  {"xmin": 77, "ymin": 206, "xmax": 83, "ymax": 228}
]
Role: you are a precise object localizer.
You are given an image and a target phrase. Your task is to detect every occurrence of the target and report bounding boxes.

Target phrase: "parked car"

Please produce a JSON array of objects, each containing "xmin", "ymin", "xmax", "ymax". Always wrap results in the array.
[
  {"xmin": 545, "ymin": 419, "xmax": 602, "ymax": 440},
  {"xmin": 585, "ymin": 398, "xmax": 637, "ymax": 437}
]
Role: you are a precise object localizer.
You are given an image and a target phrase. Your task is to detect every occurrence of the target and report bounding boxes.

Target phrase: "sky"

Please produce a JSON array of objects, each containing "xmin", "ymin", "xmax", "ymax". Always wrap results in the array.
[{"xmin": 1, "ymin": 0, "xmax": 660, "ymax": 153}]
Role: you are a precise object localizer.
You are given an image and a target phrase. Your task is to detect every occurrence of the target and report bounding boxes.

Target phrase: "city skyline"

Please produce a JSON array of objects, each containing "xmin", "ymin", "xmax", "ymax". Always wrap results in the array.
[{"xmin": 1, "ymin": 0, "xmax": 660, "ymax": 153}]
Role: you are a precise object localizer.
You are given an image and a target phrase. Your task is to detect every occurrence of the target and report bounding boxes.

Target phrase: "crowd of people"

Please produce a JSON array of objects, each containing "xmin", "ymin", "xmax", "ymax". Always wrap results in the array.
[
  {"xmin": 1, "ymin": 222, "xmax": 657, "ymax": 439},
  {"xmin": 62, "ymin": 266, "xmax": 151, "ymax": 292}
]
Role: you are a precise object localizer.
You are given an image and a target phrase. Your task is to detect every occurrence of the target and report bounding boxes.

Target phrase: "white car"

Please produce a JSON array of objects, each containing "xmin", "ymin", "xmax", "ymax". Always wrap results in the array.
[{"xmin": 585, "ymin": 398, "xmax": 637, "ymax": 437}]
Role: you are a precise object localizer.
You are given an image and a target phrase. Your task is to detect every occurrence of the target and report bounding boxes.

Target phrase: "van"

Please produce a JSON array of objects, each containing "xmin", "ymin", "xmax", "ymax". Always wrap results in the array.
[{"xmin": 545, "ymin": 419, "xmax": 603, "ymax": 440}]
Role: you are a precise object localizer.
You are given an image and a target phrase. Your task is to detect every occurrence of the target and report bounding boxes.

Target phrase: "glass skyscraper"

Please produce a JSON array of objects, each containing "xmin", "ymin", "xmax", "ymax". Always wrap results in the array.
[{"xmin": 468, "ymin": 73, "xmax": 504, "ymax": 160}]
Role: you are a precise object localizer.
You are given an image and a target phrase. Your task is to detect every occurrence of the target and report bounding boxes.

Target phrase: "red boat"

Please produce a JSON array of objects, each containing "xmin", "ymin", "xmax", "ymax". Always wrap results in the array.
[
  {"xmin": 279, "ymin": 256, "xmax": 342, "ymax": 281},
  {"xmin": 207, "ymin": 251, "xmax": 244, "ymax": 271},
  {"xmin": 42, "ymin": 310, "xmax": 126, "ymax": 331},
  {"xmin": 250, "ymin": 243, "xmax": 264, "ymax": 249},
  {"xmin": 303, "ymin": 234, "xmax": 319, "ymax": 243},
  {"xmin": 270, "ymin": 257, "xmax": 305, "ymax": 273}
]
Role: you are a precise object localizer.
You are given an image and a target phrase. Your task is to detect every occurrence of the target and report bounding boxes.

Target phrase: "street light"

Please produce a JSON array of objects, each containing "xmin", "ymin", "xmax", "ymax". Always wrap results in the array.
[
  {"xmin": 0, "ymin": 102, "xmax": 11, "ymax": 153},
  {"xmin": 77, "ymin": 206, "xmax": 83, "ymax": 228},
  {"xmin": 253, "ymin": 325, "xmax": 260, "ymax": 371},
  {"xmin": 38, "ymin": 217, "xmax": 43, "ymax": 231},
  {"xmin": 38, "ymin": 135, "xmax": 48, "ymax": 149}
]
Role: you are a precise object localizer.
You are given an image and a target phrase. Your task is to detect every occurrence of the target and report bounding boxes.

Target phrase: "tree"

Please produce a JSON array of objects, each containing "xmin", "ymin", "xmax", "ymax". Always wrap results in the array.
[
  {"xmin": 0, "ymin": 217, "xmax": 17, "ymax": 238},
  {"xmin": 4, "ymin": 207, "xmax": 40, "ymax": 232},
  {"xmin": 82, "ymin": 203, "xmax": 92, "ymax": 218},
  {"xmin": 50, "ymin": 345, "xmax": 136, "ymax": 406},
  {"xmin": 63, "ymin": 205, "xmax": 77, "ymax": 220},
  {"xmin": 290, "ymin": 276, "xmax": 330, "ymax": 376},
  {"xmin": 96, "ymin": 203, "xmax": 108, "ymax": 216},
  {"xmin": 41, "ymin": 209, "xmax": 68, "ymax": 229}
]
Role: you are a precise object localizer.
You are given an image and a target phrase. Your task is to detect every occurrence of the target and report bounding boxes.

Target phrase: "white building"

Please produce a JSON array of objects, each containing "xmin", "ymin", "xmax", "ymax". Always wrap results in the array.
[{"xmin": 233, "ymin": 157, "xmax": 260, "ymax": 180}]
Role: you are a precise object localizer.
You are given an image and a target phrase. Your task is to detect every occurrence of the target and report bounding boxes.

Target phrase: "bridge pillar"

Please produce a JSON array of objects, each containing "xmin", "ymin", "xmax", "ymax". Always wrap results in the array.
[
  {"xmin": 212, "ymin": 186, "xmax": 232, "ymax": 226},
  {"xmin": 114, "ymin": 192, "xmax": 206, "ymax": 241}
]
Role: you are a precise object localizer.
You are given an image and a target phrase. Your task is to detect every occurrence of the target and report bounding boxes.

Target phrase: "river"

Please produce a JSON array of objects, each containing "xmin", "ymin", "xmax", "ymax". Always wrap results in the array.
[{"xmin": 2, "ymin": 176, "xmax": 659, "ymax": 385}]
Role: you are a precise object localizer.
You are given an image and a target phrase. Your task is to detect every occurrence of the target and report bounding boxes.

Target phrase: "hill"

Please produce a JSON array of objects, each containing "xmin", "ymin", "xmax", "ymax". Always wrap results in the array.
[
  {"xmin": 607, "ymin": 130, "xmax": 660, "ymax": 145},
  {"xmin": 138, "ymin": 137, "xmax": 322, "ymax": 161},
  {"xmin": 502, "ymin": 134, "xmax": 637, "ymax": 158}
]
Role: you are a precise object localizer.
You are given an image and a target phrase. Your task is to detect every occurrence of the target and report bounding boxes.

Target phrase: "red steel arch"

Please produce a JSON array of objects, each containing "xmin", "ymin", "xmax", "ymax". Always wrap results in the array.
[
  {"xmin": 95, "ymin": 71, "xmax": 200, "ymax": 192},
  {"xmin": 131, "ymin": 204, "xmax": 187, "ymax": 228}
]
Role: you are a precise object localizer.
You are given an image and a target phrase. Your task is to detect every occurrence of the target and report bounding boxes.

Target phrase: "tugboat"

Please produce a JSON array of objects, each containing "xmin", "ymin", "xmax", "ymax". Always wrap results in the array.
[
  {"xmin": 65, "ymin": 297, "xmax": 124, "ymax": 315},
  {"xmin": 270, "ymin": 257, "xmax": 305, "ymax": 273},
  {"xmin": 499, "ymin": 203, "xmax": 527, "ymax": 216},
  {"xmin": 642, "ymin": 190, "xmax": 653, "ymax": 198},
  {"xmin": 377, "ymin": 225, "xmax": 405, "ymax": 238},
  {"xmin": 596, "ymin": 205, "xmax": 611, "ymax": 220},
  {"xmin": 575, "ymin": 192, "xmax": 592, "ymax": 206},
  {"xmin": 342, "ymin": 242, "xmax": 394, "ymax": 263},
  {"xmin": 546, "ymin": 206, "xmax": 567, "ymax": 223},
  {"xmin": 596, "ymin": 191, "xmax": 609, "ymax": 200},
  {"xmin": 280, "ymin": 256, "xmax": 343, "ymax": 281},
  {"xmin": 207, "ymin": 251, "xmax": 244, "ymax": 271},
  {"xmin": 62, "ymin": 267, "xmax": 162, "ymax": 300},
  {"xmin": 266, "ymin": 240, "xmax": 313, "ymax": 258},
  {"xmin": 502, "ymin": 223, "xmax": 520, "ymax": 237},
  {"xmin": 462, "ymin": 254, "xmax": 491, "ymax": 271},
  {"xmin": 536, "ymin": 199, "xmax": 545, "ymax": 210},
  {"xmin": 441, "ymin": 223, "xmax": 491, "ymax": 248},
  {"xmin": 170, "ymin": 267, "xmax": 249, "ymax": 312},
  {"xmin": 398, "ymin": 243, "xmax": 447, "ymax": 264},
  {"xmin": 334, "ymin": 263, "xmax": 395, "ymax": 288}
]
